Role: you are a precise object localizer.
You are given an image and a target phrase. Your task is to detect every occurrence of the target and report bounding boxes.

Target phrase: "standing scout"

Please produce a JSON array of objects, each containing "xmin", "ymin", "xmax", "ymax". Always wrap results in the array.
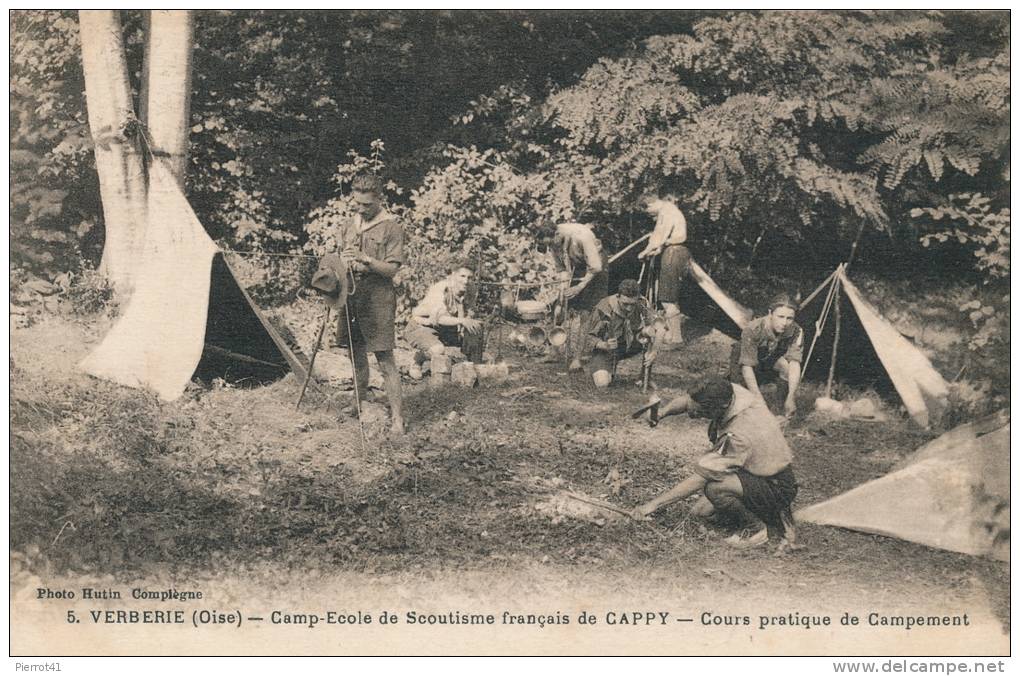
[
  {"xmin": 541, "ymin": 221, "xmax": 609, "ymax": 369},
  {"xmin": 405, "ymin": 259, "xmax": 484, "ymax": 362},
  {"xmin": 631, "ymin": 376, "xmax": 798, "ymax": 551},
  {"xmin": 337, "ymin": 174, "xmax": 405, "ymax": 435},
  {"xmin": 636, "ymin": 194, "xmax": 689, "ymax": 345},
  {"xmin": 729, "ymin": 293, "xmax": 803, "ymax": 418},
  {"xmin": 586, "ymin": 279, "xmax": 651, "ymax": 389}
]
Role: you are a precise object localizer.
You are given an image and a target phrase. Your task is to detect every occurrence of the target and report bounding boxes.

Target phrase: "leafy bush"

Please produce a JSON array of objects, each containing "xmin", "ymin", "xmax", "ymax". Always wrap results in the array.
[
  {"xmin": 55, "ymin": 257, "xmax": 118, "ymax": 316},
  {"xmin": 915, "ymin": 193, "xmax": 1010, "ymax": 281}
]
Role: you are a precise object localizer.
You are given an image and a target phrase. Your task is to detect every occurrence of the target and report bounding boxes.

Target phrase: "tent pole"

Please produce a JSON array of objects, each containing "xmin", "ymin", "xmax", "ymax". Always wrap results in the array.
[
  {"xmin": 802, "ymin": 272, "xmax": 839, "ymax": 373},
  {"xmin": 799, "ymin": 268, "xmax": 838, "ymax": 309},
  {"xmin": 295, "ymin": 306, "xmax": 331, "ymax": 411},
  {"xmin": 845, "ymin": 220, "xmax": 867, "ymax": 273},
  {"xmin": 825, "ymin": 283, "xmax": 842, "ymax": 399},
  {"xmin": 747, "ymin": 224, "xmax": 768, "ymax": 270}
]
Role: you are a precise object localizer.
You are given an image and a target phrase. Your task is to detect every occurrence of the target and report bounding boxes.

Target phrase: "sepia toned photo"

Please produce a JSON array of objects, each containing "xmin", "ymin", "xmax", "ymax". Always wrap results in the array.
[{"xmin": 9, "ymin": 9, "xmax": 1010, "ymax": 659}]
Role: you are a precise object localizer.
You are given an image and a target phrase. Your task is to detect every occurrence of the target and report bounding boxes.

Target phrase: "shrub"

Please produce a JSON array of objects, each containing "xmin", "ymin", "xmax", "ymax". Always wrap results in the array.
[{"xmin": 54, "ymin": 257, "xmax": 117, "ymax": 316}]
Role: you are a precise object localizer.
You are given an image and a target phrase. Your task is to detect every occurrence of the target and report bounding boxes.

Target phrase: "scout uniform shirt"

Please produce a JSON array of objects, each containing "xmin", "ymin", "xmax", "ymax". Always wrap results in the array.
[
  {"xmin": 336, "ymin": 208, "xmax": 405, "ymax": 352},
  {"xmin": 586, "ymin": 294, "xmax": 647, "ymax": 355},
  {"xmin": 696, "ymin": 384, "xmax": 793, "ymax": 481},
  {"xmin": 733, "ymin": 315, "xmax": 804, "ymax": 372},
  {"xmin": 411, "ymin": 278, "xmax": 465, "ymax": 327}
]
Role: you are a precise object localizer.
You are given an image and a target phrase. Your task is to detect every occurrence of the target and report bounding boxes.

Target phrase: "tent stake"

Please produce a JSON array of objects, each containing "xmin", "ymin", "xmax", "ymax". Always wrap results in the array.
[{"xmin": 826, "ymin": 284, "xmax": 842, "ymax": 399}]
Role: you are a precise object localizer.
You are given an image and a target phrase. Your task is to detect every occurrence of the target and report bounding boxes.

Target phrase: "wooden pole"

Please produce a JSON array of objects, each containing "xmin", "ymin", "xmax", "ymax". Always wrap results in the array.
[
  {"xmin": 607, "ymin": 233, "xmax": 651, "ymax": 265},
  {"xmin": 747, "ymin": 224, "xmax": 768, "ymax": 270},
  {"xmin": 825, "ymin": 283, "xmax": 842, "ymax": 399},
  {"xmin": 801, "ymin": 272, "xmax": 839, "ymax": 374},
  {"xmin": 845, "ymin": 220, "xmax": 867, "ymax": 274},
  {"xmin": 295, "ymin": 306, "xmax": 331, "ymax": 410}
]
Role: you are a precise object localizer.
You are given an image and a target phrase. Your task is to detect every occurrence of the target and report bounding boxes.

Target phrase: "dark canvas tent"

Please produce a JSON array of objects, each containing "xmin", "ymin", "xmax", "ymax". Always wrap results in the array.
[
  {"xmin": 679, "ymin": 259, "xmax": 752, "ymax": 339},
  {"xmin": 798, "ymin": 411, "xmax": 1009, "ymax": 561},
  {"xmin": 80, "ymin": 161, "xmax": 305, "ymax": 400},
  {"xmin": 798, "ymin": 264, "xmax": 949, "ymax": 428}
]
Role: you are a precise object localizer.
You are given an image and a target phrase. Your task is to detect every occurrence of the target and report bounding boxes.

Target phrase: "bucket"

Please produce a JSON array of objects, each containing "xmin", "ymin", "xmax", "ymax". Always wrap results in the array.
[
  {"xmin": 548, "ymin": 326, "xmax": 568, "ymax": 347},
  {"xmin": 516, "ymin": 299, "xmax": 548, "ymax": 322}
]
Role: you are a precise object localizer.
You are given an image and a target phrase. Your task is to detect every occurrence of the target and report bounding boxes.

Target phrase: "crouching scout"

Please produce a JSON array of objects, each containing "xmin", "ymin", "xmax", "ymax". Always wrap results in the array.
[
  {"xmin": 586, "ymin": 279, "xmax": 652, "ymax": 389},
  {"xmin": 631, "ymin": 376, "xmax": 799, "ymax": 550},
  {"xmin": 404, "ymin": 259, "xmax": 484, "ymax": 362},
  {"xmin": 729, "ymin": 293, "xmax": 804, "ymax": 418}
]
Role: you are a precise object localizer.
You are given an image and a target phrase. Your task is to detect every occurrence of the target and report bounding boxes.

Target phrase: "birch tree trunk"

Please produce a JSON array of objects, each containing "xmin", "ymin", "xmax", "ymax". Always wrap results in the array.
[
  {"xmin": 79, "ymin": 10, "xmax": 147, "ymax": 296},
  {"xmin": 140, "ymin": 10, "xmax": 195, "ymax": 187}
]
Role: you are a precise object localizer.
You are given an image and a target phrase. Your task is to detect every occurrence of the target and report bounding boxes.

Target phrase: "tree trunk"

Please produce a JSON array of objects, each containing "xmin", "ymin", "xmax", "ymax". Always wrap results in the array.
[
  {"xmin": 140, "ymin": 10, "xmax": 195, "ymax": 188},
  {"xmin": 79, "ymin": 10, "xmax": 148, "ymax": 296}
]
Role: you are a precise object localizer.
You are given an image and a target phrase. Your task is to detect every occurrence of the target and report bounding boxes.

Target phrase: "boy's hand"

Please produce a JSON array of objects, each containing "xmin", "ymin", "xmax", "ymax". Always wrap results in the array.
[
  {"xmin": 599, "ymin": 338, "xmax": 618, "ymax": 351},
  {"xmin": 630, "ymin": 505, "xmax": 652, "ymax": 521},
  {"xmin": 459, "ymin": 317, "xmax": 482, "ymax": 334}
]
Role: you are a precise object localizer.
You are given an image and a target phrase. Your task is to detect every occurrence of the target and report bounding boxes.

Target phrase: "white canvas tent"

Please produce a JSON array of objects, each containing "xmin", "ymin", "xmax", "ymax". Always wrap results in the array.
[
  {"xmin": 799, "ymin": 264, "xmax": 949, "ymax": 428},
  {"xmin": 80, "ymin": 161, "xmax": 305, "ymax": 400},
  {"xmin": 798, "ymin": 411, "xmax": 1009, "ymax": 561}
]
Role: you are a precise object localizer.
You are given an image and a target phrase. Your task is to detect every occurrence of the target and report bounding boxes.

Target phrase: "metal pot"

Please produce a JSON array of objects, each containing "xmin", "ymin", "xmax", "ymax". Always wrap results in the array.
[
  {"xmin": 527, "ymin": 325, "xmax": 548, "ymax": 347},
  {"xmin": 548, "ymin": 326, "xmax": 568, "ymax": 347},
  {"xmin": 516, "ymin": 299, "xmax": 548, "ymax": 322}
]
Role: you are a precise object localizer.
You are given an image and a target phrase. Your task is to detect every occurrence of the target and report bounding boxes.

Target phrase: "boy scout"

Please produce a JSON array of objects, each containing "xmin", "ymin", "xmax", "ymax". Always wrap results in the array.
[
  {"xmin": 637, "ymin": 194, "xmax": 690, "ymax": 345},
  {"xmin": 337, "ymin": 174, "xmax": 405, "ymax": 435},
  {"xmin": 631, "ymin": 376, "xmax": 798, "ymax": 550},
  {"xmin": 729, "ymin": 293, "xmax": 804, "ymax": 417},
  {"xmin": 586, "ymin": 279, "xmax": 650, "ymax": 389},
  {"xmin": 405, "ymin": 259, "xmax": 484, "ymax": 362},
  {"xmin": 540, "ymin": 222, "xmax": 609, "ymax": 369}
]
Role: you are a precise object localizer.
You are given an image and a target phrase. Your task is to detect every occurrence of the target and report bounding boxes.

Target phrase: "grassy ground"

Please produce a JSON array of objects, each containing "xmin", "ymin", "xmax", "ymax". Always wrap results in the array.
[{"xmin": 9, "ymin": 313, "xmax": 1010, "ymax": 654}]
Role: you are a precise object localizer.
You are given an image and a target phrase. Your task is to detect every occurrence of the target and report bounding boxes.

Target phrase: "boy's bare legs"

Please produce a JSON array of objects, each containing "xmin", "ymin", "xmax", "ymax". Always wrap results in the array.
[{"xmin": 375, "ymin": 350, "xmax": 404, "ymax": 435}]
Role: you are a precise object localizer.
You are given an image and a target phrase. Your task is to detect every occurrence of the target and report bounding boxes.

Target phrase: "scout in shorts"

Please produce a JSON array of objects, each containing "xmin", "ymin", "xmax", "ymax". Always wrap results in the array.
[
  {"xmin": 637, "ymin": 194, "xmax": 690, "ymax": 345},
  {"xmin": 337, "ymin": 174, "xmax": 405, "ymax": 435},
  {"xmin": 729, "ymin": 293, "xmax": 804, "ymax": 418},
  {"xmin": 538, "ymin": 222, "xmax": 610, "ymax": 369},
  {"xmin": 404, "ymin": 259, "xmax": 484, "ymax": 362},
  {"xmin": 631, "ymin": 375, "xmax": 798, "ymax": 550}
]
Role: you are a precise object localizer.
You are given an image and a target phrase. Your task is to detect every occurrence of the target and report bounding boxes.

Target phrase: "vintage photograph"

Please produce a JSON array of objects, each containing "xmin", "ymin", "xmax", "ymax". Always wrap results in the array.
[{"xmin": 9, "ymin": 9, "xmax": 1010, "ymax": 658}]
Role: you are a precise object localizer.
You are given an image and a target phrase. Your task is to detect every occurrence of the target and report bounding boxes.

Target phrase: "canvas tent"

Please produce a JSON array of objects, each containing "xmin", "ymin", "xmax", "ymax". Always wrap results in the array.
[
  {"xmin": 80, "ymin": 160, "xmax": 305, "ymax": 400},
  {"xmin": 681, "ymin": 259, "xmax": 753, "ymax": 339},
  {"xmin": 798, "ymin": 264, "xmax": 949, "ymax": 428},
  {"xmin": 798, "ymin": 411, "xmax": 1010, "ymax": 561},
  {"xmin": 608, "ymin": 234, "xmax": 751, "ymax": 339}
]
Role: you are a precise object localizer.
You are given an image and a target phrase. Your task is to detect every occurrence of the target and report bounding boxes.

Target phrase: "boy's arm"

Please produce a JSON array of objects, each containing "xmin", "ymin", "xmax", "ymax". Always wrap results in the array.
[{"xmin": 632, "ymin": 474, "xmax": 707, "ymax": 519}]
